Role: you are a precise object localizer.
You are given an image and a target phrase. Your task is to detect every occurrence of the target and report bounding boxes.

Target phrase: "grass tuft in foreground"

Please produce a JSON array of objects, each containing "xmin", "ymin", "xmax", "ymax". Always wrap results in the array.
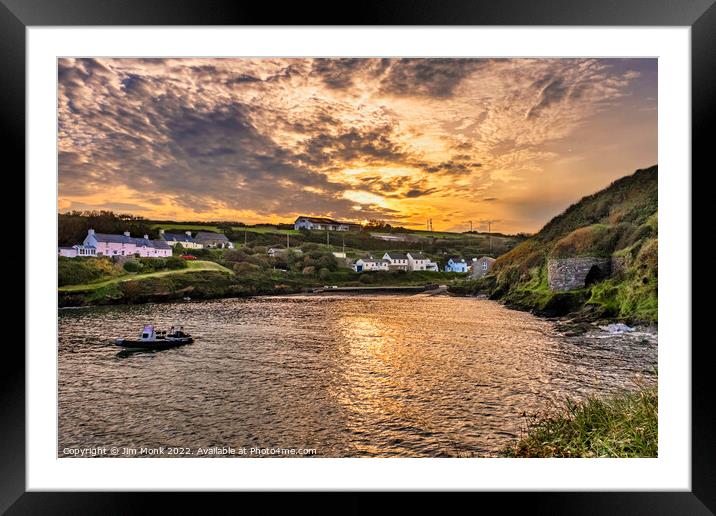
[{"xmin": 501, "ymin": 387, "xmax": 657, "ymax": 458}]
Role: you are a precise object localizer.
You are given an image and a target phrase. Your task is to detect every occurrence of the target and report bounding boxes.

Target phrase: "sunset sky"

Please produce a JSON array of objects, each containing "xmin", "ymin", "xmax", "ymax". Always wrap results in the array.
[{"xmin": 58, "ymin": 58, "xmax": 657, "ymax": 234}]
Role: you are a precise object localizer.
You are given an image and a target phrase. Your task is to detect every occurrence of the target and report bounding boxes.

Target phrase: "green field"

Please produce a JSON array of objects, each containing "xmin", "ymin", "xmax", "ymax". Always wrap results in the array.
[
  {"xmin": 151, "ymin": 223, "xmax": 223, "ymax": 232},
  {"xmin": 240, "ymin": 225, "xmax": 300, "ymax": 235},
  {"xmin": 150, "ymin": 222, "xmax": 519, "ymax": 245},
  {"xmin": 59, "ymin": 260, "xmax": 233, "ymax": 292},
  {"xmin": 151, "ymin": 223, "xmax": 300, "ymax": 235},
  {"xmin": 407, "ymin": 230, "xmax": 479, "ymax": 239}
]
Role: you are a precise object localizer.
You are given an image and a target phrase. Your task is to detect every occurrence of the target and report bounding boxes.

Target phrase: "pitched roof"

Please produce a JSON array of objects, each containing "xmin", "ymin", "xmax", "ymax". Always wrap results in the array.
[
  {"xmin": 477, "ymin": 256, "xmax": 496, "ymax": 262},
  {"xmin": 162, "ymin": 232, "xmax": 195, "ymax": 243},
  {"xmin": 408, "ymin": 252, "xmax": 429, "ymax": 260},
  {"xmin": 92, "ymin": 232, "xmax": 135, "ymax": 244},
  {"xmin": 91, "ymin": 232, "xmax": 171, "ymax": 249},
  {"xmin": 358, "ymin": 256, "xmax": 388, "ymax": 263},
  {"xmin": 134, "ymin": 237, "xmax": 171, "ymax": 249},
  {"xmin": 194, "ymin": 231, "xmax": 229, "ymax": 242},
  {"xmin": 296, "ymin": 216, "xmax": 343, "ymax": 224},
  {"xmin": 295, "ymin": 216, "xmax": 360, "ymax": 226},
  {"xmin": 384, "ymin": 252, "xmax": 408, "ymax": 260}
]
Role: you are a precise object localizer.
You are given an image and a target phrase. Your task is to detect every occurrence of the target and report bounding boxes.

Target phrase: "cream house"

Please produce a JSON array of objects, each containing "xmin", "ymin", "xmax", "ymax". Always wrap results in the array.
[
  {"xmin": 194, "ymin": 231, "xmax": 234, "ymax": 249},
  {"xmin": 159, "ymin": 229, "xmax": 203, "ymax": 249},
  {"xmin": 383, "ymin": 252, "xmax": 438, "ymax": 271},
  {"xmin": 407, "ymin": 252, "xmax": 439, "ymax": 271}
]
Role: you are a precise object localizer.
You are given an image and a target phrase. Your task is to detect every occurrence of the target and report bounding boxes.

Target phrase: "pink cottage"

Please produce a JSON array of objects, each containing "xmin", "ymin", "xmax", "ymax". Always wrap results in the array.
[{"xmin": 83, "ymin": 229, "xmax": 172, "ymax": 258}]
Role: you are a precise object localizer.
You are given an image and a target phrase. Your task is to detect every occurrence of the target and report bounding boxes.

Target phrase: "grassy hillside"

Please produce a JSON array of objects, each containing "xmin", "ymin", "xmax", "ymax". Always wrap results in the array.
[
  {"xmin": 501, "ymin": 386, "xmax": 657, "ymax": 457},
  {"xmin": 59, "ymin": 260, "xmax": 232, "ymax": 291},
  {"xmin": 455, "ymin": 166, "xmax": 658, "ymax": 323}
]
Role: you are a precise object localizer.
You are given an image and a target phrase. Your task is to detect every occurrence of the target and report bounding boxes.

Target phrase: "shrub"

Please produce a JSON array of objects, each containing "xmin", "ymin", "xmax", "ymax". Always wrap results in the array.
[
  {"xmin": 247, "ymin": 255, "xmax": 271, "ymax": 268},
  {"xmin": 359, "ymin": 272, "xmax": 375, "ymax": 284},
  {"xmin": 58, "ymin": 257, "xmax": 120, "ymax": 286},
  {"xmin": 302, "ymin": 266, "xmax": 316, "ymax": 275},
  {"xmin": 139, "ymin": 257, "xmax": 167, "ymax": 271},
  {"xmin": 123, "ymin": 260, "xmax": 143, "ymax": 273},
  {"xmin": 233, "ymin": 262, "xmax": 260, "ymax": 274},
  {"xmin": 165, "ymin": 256, "xmax": 188, "ymax": 270},
  {"xmin": 317, "ymin": 254, "xmax": 338, "ymax": 271},
  {"xmin": 224, "ymin": 249, "xmax": 249, "ymax": 263}
]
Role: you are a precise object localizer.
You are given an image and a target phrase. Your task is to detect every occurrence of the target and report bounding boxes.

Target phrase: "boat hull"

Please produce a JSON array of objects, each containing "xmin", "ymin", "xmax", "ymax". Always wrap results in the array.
[{"xmin": 114, "ymin": 337, "xmax": 193, "ymax": 350}]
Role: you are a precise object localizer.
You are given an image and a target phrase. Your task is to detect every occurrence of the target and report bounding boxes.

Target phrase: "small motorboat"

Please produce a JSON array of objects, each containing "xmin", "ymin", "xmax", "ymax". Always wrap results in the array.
[{"xmin": 115, "ymin": 324, "xmax": 193, "ymax": 350}]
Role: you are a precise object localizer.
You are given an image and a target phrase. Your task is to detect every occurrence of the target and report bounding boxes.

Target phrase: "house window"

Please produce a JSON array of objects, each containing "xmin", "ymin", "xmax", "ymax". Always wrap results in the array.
[{"xmin": 482, "ymin": 262, "xmax": 488, "ymax": 270}]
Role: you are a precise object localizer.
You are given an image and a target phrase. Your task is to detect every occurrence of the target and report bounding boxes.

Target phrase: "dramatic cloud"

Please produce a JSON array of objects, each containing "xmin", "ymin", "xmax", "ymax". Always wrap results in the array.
[
  {"xmin": 380, "ymin": 58, "xmax": 487, "ymax": 97},
  {"xmin": 58, "ymin": 57, "xmax": 657, "ymax": 233}
]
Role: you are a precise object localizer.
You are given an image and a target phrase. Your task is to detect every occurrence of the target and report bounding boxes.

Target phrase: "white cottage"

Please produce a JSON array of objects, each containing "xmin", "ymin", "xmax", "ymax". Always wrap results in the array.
[
  {"xmin": 58, "ymin": 244, "xmax": 97, "ymax": 258},
  {"xmin": 294, "ymin": 216, "xmax": 359, "ymax": 231},
  {"xmin": 267, "ymin": 246, "xmax": 286, "ymax": 257},
  {"xmin": 353, "ymin": 257, "xmax": 390, "ymax": 272},
  {"xmin": 382, "ymin": 252, "xmax": 410, "ymax": 271}
]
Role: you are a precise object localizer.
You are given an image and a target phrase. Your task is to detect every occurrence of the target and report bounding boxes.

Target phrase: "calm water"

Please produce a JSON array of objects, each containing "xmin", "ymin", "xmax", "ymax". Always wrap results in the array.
[{"xmin": 58, "ymin": 296, "xmax": 657, "ymax": 457}]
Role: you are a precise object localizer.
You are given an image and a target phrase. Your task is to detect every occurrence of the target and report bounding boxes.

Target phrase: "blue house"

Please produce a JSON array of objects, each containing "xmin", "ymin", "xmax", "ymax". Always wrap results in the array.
[{"xmin": 444, "ymin": 257, "xmax": 468, "ymax": 273}]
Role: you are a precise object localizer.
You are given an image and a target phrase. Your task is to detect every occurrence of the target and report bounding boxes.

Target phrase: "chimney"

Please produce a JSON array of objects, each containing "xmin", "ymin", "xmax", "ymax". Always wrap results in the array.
[
  {"xmin": 88, "ymin": 228, "xmax": 95, "ymax": 235},
  {"xmin": 123, "ymin": 231, "xmax": 130, "ymax": 237},
  {"xmin": 185, "ymin": 231, "xmax": 192, "ymax": 236},
  {"xmin": 159, "ymin": 229, "xmax": 165, "ymax": 235}
]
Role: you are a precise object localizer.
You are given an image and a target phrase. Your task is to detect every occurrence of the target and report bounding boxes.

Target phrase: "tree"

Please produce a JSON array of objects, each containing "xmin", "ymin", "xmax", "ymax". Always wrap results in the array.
[
  {"xmin": 217, "ymin": 222, "xmax": 233, "ymax": 235},
  {"xmin": 57, "ymin": 210, "xmax": 154, "ymax": 246},
  {"xmin": 317, "ymin": 254, "xmax": 338, "ymax": 271},
  {"xmin": 363, "ymin": 219, "xmax": 392, "ymax": 231}
]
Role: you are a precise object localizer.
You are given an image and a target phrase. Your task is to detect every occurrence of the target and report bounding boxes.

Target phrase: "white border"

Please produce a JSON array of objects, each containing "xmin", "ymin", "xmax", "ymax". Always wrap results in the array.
[{"xmin": 27, "ymin": 27, "xmax": 690, "ymax": 491}]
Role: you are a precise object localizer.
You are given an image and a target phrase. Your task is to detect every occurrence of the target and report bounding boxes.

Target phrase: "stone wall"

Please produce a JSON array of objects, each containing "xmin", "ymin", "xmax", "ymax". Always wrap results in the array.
[{"xmin": 547, "ymin": 257, "xmax": 612, "ymax": 292}]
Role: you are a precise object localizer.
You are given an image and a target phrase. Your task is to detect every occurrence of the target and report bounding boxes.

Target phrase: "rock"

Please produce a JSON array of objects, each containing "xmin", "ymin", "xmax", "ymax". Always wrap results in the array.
[
  {"xmin": 599, "ymin": 323, "xmax": 635, "ymax": 333},
  {"xmin": 554, "ymin": 320, "xmax": 594, "ymax": 336}
]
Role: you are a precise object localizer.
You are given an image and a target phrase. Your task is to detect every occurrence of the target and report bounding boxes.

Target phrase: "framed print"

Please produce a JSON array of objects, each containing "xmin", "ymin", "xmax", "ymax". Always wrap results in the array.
[{"xmin": 5, "ymin": 0, "xmax": 714, "ymax": 512}]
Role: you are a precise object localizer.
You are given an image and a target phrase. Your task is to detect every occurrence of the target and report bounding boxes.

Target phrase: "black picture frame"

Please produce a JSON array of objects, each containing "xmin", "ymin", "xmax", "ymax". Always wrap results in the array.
[{"xmin": 5, "ymin": 0, "xmax": 713, "ymax": 513}]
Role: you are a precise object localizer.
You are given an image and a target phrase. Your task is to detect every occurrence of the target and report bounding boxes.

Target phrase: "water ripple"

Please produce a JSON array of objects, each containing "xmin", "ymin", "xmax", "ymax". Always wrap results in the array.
[{"xmin": 58, "ymin": 296, "xmax": 657, "ymax": 457}]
